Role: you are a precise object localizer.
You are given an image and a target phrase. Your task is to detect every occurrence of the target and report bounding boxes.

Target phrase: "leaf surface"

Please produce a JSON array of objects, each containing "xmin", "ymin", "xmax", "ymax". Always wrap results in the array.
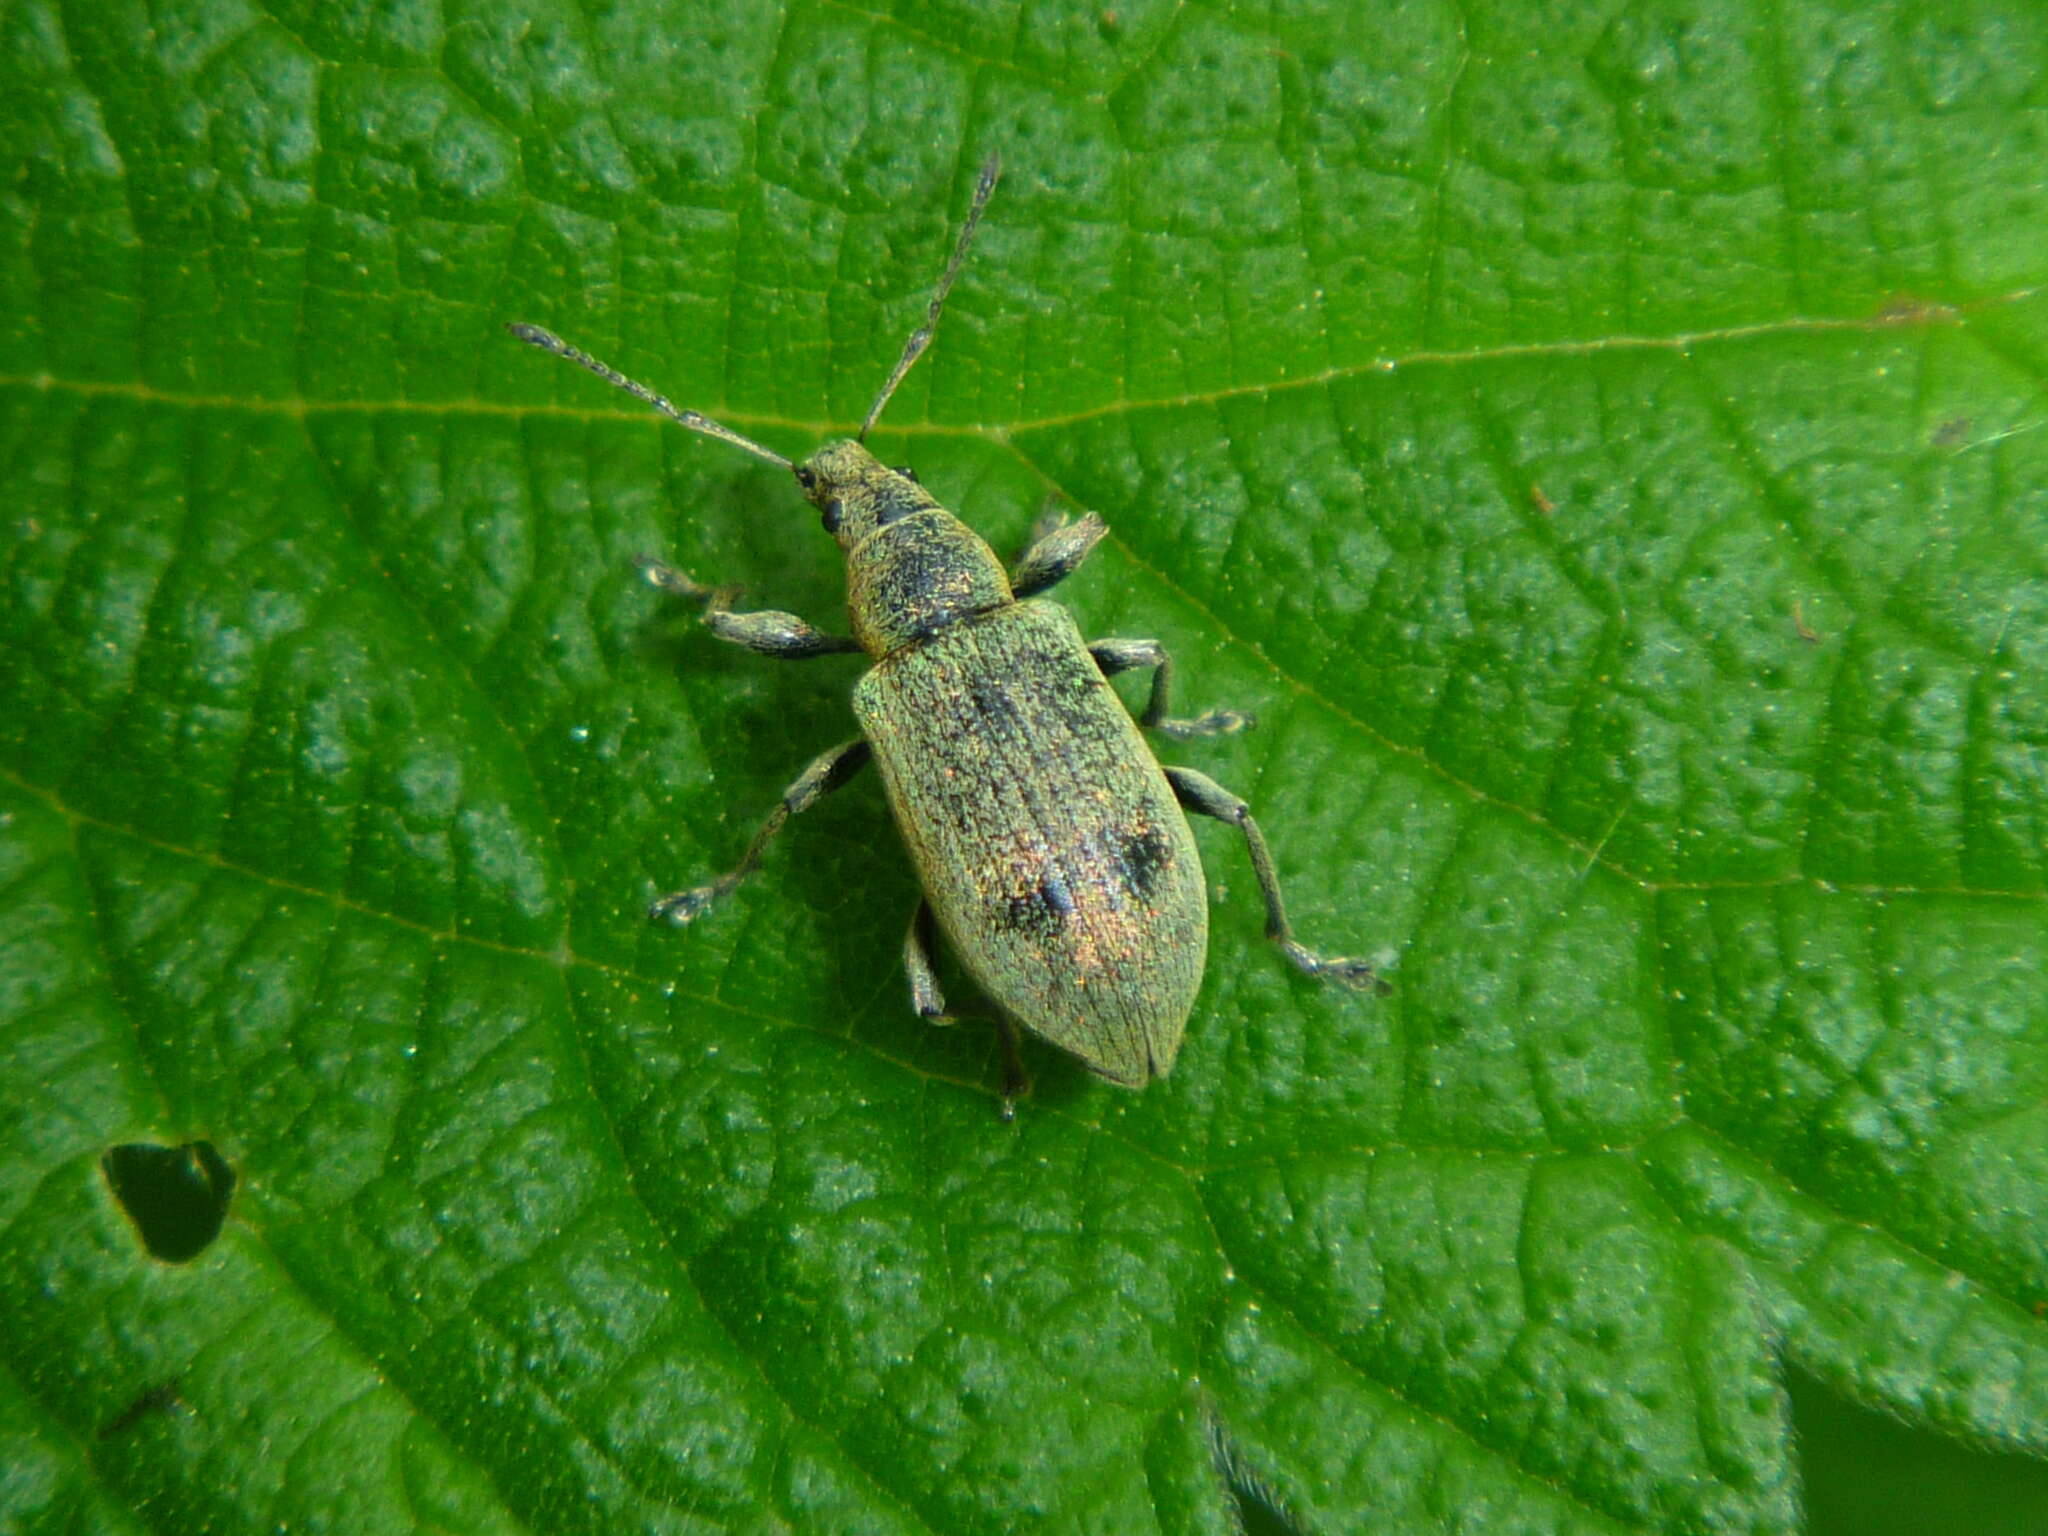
[{"xmin": 4, "ymin": 1, "xmax": 2047, "ymax": 1532}]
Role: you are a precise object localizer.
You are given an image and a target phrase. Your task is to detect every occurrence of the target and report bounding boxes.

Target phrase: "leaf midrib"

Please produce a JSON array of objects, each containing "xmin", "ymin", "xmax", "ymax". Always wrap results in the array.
[{"xmin": 7, "ymin": 282, "xmax": 2033, "ymax": 434}]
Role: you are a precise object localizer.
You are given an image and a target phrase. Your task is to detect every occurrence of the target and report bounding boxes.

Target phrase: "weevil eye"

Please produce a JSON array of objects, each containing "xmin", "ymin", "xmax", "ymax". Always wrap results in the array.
[
  {"xmin": 893, "ymin": 465, "xmax": 919, "ymax": 483},
  {"xmin": 821, "ymin": 497, "xmax": 844, "ymax": 534},
  {"xmin": 794, "ymin": 464, "xmax": 819, "ymax": 494}
]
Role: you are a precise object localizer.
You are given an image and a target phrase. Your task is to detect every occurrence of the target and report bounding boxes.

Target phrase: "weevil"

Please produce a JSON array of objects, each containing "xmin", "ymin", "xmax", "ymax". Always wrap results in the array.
[{"xmin": 510, "ymin": 153, "xmax": 1381, "ymax": 1109}]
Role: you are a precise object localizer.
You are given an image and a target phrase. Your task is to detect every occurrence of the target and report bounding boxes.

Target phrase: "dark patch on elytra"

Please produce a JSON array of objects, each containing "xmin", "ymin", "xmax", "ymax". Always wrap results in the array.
[
  {"xmin": 966, "ymin": 676, "xmax": 1027, "ymax": 731},
  {"xmin": 1116, "ymin": 825, "xmax": 1172, "ymax": 899},
  {"xmin": 1001, "ymin": 868, "xmax": 1076, "ymax": 933}
]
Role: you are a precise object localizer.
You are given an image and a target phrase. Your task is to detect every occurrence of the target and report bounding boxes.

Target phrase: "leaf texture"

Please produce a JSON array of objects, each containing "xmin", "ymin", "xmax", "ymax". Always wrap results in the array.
[{"xmin": 4, "ymin": 1, "xmax": 2047, "ymax": 1532}]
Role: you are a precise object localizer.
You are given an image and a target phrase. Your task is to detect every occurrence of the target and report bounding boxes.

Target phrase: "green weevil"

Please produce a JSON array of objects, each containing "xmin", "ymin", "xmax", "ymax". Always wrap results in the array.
[{"xmin": 510, "ymin": 153, "xmax": 1381, "ymax": 1110}]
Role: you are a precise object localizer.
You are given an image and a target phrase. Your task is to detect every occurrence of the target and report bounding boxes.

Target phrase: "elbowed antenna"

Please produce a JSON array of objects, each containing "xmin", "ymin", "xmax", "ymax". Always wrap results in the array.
[
  {"xmin": 857, "ymin": 151, "xmax": 1002, "ymax": 443},
  {"xmin": 505, "ymin": 322, "xmax": 793, "ymax": 471}
]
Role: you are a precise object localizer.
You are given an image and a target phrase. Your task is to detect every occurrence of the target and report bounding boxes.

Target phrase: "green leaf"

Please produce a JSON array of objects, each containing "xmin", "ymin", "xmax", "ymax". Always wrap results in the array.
[{"xmin": 4, "ymin": 1, "xmax": 2046, "ymax": 1532}]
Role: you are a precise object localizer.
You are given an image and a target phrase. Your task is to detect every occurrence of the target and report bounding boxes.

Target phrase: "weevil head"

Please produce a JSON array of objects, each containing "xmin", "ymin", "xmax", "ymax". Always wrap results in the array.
[
  {"xmin": 794, "ymin": 439, "xmax": 942, "ymax": 550},
  {"xmin": 794, "ymin": 438, "xmax": 1014, "ymax": 656}
]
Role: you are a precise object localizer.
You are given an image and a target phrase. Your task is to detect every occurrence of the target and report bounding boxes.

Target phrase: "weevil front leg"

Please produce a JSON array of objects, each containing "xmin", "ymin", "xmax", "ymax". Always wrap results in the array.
[
  {"xmin": 636, "ymin": 556, "xmax": 863, "ymax": 658},
  {"xmin": 1164, "ymin": 765, "xmax": 1387, "ymax": 991},
  {"xmin": 904, "ymin": 899, "xmax": 1029, "ymax": 1119},
  {"xmin": 1010, "ymin": 509, "xmax": 1108, "ymax": 599},
  {"xmin": 1090, "ymin": 639, "xmax": 1254, "ymax": 739},
  {"xmin": 650, "ymin": 739, "xmax": 872, "ymax": 924}
]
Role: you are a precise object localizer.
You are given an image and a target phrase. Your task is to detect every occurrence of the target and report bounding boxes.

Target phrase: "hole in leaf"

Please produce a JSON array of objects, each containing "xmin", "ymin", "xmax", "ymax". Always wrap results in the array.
[
  {"xmin": 1205, "ymin": 1406, "xmax": 1306, "ymax": 1536},
  {"xmin": 1790, "ymin": 1367, "xmax": 2048, "ymax": 1536},
  {"xmin": 101, "ymin": 1141, "xmax": 235, "ymax": 1263}
]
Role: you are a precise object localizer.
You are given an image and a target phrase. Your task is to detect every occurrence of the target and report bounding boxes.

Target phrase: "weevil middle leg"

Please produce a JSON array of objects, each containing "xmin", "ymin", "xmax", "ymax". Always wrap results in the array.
[
  {"xmin": 650, "ymin": 738, "xmax": 872, "ymax": 924},
  {"xmin": 904, "ymin": 898, "xmax": 1029, "ymax": 1116},
  {"xmin": 1008, "ymin": 507, "xmax": 1250, "ymax": 736},
  {"xmin": 1090, "ymin": 639, "xmax": 1254, "ymax": 739},
  {"xmin": 1164, "ymin": 764, "xmax": 1387, "ymax": 991}
]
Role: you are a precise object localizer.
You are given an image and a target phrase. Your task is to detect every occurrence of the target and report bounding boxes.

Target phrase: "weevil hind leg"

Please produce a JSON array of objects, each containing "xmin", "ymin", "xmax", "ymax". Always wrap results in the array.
[
  {"xmin": 1164, "ymin": 764, "xmax": 1388, "ymax": 993},
  {"xmin": 903, "ymin": 898, "xmax": 952, "ymax": 1021},
  {"xmin": 992, "ymin": 1017, "xmax": 1028, "ymax": 1121},
  {"xmin": 650, "ymin": 739, "xmax": 872, "ymax": 924},
  {"xmin": 904, "ymin": 899, "xmax": 1030, "ymax": 1118},
  {"xmin": 1090, "ymin": 638, "xmax": 1254, "ymax": 739}
]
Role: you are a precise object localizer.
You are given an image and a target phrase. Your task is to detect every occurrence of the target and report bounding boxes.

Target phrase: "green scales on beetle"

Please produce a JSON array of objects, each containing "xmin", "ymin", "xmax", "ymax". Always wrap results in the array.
[{"xmin": 511, "ymin": 153, "xmax": 1382, "ymax": 1111}]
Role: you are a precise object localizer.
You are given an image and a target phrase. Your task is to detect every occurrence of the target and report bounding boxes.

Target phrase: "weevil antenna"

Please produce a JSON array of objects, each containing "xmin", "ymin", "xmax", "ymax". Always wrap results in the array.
[
  {"xmin": 858, "ymin": 151, "xmax": 1001, "ymax": 443},
  {"xmin": 506, "ymin": 323, "xmax": 793, "ymax": 471}
]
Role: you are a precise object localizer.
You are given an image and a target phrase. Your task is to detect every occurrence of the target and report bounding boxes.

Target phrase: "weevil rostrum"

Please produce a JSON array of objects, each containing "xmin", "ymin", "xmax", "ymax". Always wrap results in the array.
[{"xmin": 510, "ymin": 153, "xmax": 1382, "ymax": 1111}]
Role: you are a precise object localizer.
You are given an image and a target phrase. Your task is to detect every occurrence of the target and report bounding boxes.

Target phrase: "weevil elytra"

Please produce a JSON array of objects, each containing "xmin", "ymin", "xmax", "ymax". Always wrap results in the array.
[{"xmin": 510, "ymin": 153, "xmax": 1381, "ymax": 1108}]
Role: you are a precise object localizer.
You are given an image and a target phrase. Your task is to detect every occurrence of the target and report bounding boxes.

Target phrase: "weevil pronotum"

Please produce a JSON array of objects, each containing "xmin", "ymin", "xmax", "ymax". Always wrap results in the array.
[{"xmin": 510, "ymin": 153, "xmax": 1382, "ymax": 1111}]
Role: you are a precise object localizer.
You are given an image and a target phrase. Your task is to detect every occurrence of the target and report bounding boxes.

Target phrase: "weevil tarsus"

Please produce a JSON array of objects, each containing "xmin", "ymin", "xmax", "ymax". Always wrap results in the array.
[
  {"xmin": 993, "ymin": 1021, "xmax": 1027, "ymax": 1120},
  {"xmin": 1163, "ymin": 764, "xmax": 1387, "ymax": 992},
  {"xmin": 1089, "ymin": 638, "xmax": 1256, "ymax": 739},
  {"xmin": 650, "ymin": 738, "xmax": 872, "ymax": 924},
  {"xmin": 633, "ymin": 554, "xmax": 718, "ymax": 602}
]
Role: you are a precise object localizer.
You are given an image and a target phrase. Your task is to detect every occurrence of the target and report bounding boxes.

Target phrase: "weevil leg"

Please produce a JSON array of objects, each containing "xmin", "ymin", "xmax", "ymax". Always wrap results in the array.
[
  {"xmin": 1164, "ymin": 765, "xmax": 1388, "ymax": 992},
  {"xmin": 636, "ymin": 556, "xmax": 862, "ymax": 658},
  {"xmin": 650, "ymin": 739, "xmax": 872, "ymax": 924},
  {"xmin": 904, "ymin": 899, "xmax": 1029, "ymax": 1119},
  {"xmin": 903, "ymin": 898, "xmax": 951, "ymax": 1020},
  {"xmin": 993, "ymin": 1017, "xmax": 1028, "ymax": 1122},
  {"xmin": 1010, "ymin": 509, "xmax": 1108, "ymax": 599},
  {"xmin": 1090, "ymin": 638, "xmax": 1254, "ymax": 739}
]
